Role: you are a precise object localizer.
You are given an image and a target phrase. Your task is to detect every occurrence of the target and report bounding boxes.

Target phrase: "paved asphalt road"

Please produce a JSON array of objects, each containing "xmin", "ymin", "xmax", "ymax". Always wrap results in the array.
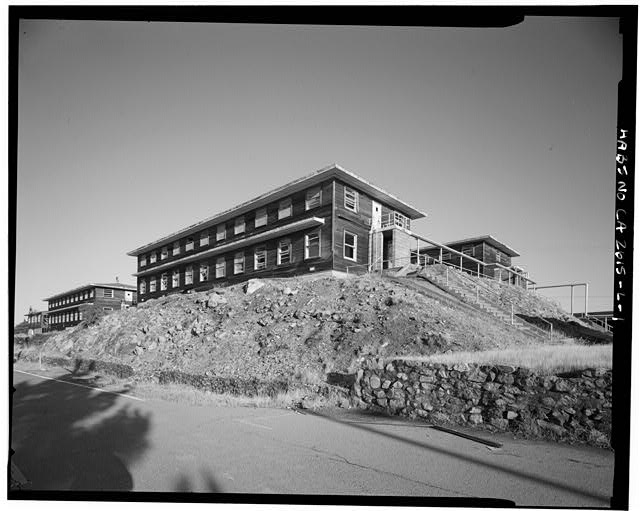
[{"xmin": 11, "ymin": 367, "xmax": 614, "ymax": 505}]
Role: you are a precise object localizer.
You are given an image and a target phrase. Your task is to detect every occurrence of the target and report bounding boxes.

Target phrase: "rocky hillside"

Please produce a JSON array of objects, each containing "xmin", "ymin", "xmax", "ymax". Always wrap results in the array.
[{"xmin": 30, "ymin": 274, "xmax": 552, "ymax": 383}]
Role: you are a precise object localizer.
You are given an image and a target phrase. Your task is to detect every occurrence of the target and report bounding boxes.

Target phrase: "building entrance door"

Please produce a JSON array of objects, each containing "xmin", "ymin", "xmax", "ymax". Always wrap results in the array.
[
  {"xmin": 371, "ymin": 201, "xmax": 382, "ymax": 230},
  {"xmin": 382, "ymin": 231, "xmax": 393, "ymax": 269}
]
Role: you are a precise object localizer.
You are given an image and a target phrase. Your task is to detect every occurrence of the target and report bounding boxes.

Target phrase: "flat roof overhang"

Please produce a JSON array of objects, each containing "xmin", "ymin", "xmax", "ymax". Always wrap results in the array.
[
  {"xmin": 127, "ymin": 164, "xmax": 427, "ymax": 257},
  {"xmin": 43, "ymin": 283, "xmax": 137, "ymax": 302},
  {"xmin": 432, "ymin": 235, "xmax": 520, "ymax": 258},
  {"xmin": 133, "ymin": 216, "xmax": 325, "ymax": 277}
]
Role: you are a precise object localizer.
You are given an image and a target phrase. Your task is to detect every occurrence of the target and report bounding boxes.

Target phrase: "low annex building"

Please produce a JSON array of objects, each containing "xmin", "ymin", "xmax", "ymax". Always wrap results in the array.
[
  {"xmin": 421, "ymin": 235, "xmax": 531, "ymax": 286},
  {"xmin": 128, "ymin": 164, "xmax": 428, "ymax": 302},
  {"xmin": 43, "ymin": 283, "xmax": 137, "ymax": 331},
  {"xmin": 24, "ymin": 308, "xmax": 48, "ymax": 334}
]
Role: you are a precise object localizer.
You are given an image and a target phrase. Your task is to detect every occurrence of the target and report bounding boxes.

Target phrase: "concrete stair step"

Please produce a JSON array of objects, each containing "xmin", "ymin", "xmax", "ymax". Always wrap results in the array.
[
  {"xmin": 420, "ymin": 272, "xmax": 548, "ymax": 338},
  {"xmin": 420, "ymin": 269, "xmax": 550, "ymax": 340}
]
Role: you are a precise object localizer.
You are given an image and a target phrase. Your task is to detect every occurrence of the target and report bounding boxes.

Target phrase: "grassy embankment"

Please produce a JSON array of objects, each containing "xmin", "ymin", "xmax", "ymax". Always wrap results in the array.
[
  {"xmin": 13, "ymin": 359, "xmax": 343, "ymax": 410},
  {"xmin": 131, "ymin": 381, "xmax": 337, "ymax": 408},
  {"xmin": 391, "ymin": 343, "xmax": 612, "ymax": 375}
]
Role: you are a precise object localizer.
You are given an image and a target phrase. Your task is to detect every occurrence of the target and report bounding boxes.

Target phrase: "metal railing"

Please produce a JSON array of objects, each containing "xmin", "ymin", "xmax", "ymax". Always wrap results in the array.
[
  {"xmin": 345, "ymin": 255, "xmax": 384, "ymax": 275},
  {"xmin": 430, "ymin": 260, "xmax": 553, "ymax": 340},
  {"xmin": 574, "ymin": 313, "xmax": 613, "ymax": 333},
  {"xmin": 380, "ymin": 212, "xmax": 411, "ymax": 230},
  {"xmin": 357, "ymin": 254, "xmax": 552, "ymax": 340},
  {"xmin": 492, "ymin": 263, "xmax": 532, "ymax": 289},
  {"xmin": 533, "ymin": 283, "xmax": 589, "ymax": 316},
  {"xmin": 366, "ymin": 225, "xmax": 536, "ymax": 290},
  {"xmin": 405, "ymin": 234, "xmax": 536, "ymax": 289},
  {"xmin": 585, "ymin": 316, "xmax": 613, "ymax": 332}
]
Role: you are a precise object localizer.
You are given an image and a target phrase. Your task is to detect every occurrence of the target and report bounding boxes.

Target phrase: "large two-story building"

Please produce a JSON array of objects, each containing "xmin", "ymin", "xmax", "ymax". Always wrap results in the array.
[
  {"xmin": 128, "ymin": 164, "xmax": 428, "ymax": 302},
  {"xmin": 44, "ymin": 283, "xmax": 137, "ymax": 331}
]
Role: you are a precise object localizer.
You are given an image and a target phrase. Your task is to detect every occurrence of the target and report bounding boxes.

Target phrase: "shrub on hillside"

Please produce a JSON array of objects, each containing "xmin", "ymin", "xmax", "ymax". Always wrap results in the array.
[
  {"xmin": 13, "ymin": 321, "xmax": 30, "ymax": 335},
  {"xmin": 81, "ymin": 307, "xmax": 107, "ymax": 327}
]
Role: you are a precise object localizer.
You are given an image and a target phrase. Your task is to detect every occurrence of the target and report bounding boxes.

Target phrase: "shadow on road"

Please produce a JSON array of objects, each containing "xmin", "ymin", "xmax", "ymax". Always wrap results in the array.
[
  {"xmin": 305, "ymin": 409, "xmax": 610, "ymax": 505},
  {"xmin": 173, "ymin": 468, "xmax": 221, "ymax": 492},
  {"xmin": 11, "ymin": 371, "xmax": 151, "ymax": 491}
]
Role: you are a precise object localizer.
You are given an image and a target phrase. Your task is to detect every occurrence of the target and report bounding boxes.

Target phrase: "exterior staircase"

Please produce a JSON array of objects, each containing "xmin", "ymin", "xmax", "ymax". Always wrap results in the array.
[
  {"xmin": 415, "ymin": 264, "xmax": 552, "ymax": 341},
  {"xmin": 573, "ymin": 314, "xmax": 613, "ymax": 334},
  {"xmin": 385, "ymin": 274, "xmax": 490, "ymax": 318}
]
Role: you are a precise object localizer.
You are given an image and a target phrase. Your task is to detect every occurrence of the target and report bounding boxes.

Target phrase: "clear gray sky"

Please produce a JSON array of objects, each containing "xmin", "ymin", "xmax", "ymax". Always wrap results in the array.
[{"xmin": 16, "ymin": 17, "xmax": 622, "ymax": 324}]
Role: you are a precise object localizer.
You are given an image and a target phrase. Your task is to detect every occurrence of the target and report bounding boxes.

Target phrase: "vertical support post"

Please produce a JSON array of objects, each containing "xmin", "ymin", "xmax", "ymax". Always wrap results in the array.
[
  {"xmin": 460, "ymin": 255, "xmax": 463, "ymax": 270},
  {"xmin": 570, "ymin": 285, "xmax": 574, "ymax": 315},
  {"xmin": 439, "ymin": 247, "xmax": 443, "ymax": 263},
  {"xmin": 585, "ymin": 283, "xmax": 589, "ymax": 317},
  {"xmin": 380, "ymin": 233, "xmax": 384, "ymax": 273}
]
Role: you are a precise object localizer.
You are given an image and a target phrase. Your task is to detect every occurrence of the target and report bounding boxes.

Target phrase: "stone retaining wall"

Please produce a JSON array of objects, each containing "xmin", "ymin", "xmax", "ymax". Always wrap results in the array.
[{"xmin": 353, "ymin": 358, "xmax": 612, "ymax": 448}]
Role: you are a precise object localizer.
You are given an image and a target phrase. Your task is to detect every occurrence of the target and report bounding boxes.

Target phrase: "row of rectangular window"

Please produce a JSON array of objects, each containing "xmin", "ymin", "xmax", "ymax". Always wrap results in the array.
[
  {"xmin": 50, "ymin": 311, "xmax": 83, "ymax": 324},
  {"xmin": 462, "ymin": 245, "xmax": 475, "ymax": 257},
  {"xmin": 139, "ymin": 186, "xmax": 332, "ymax": 268},
  {"xmin": 138, "ymin": 230, "xmax": 360, "ymax": 294},
  {"xmin": 139, "ymin": 233, "xmax": 321, "ymax": 294},
  {"xmin": 50, "ymin": 290, "xmax": 94, "ymax": 308},
  {"xmin": 50, "ymin": 307, "xmax": 114, "ymax": 325},
  {"xmin": 440, "ymin": 247, "xmax": 503, "ymax": 263},
  {"xmin": 49, "ymin": 288, "xmax": 116, "ymax": 308}
]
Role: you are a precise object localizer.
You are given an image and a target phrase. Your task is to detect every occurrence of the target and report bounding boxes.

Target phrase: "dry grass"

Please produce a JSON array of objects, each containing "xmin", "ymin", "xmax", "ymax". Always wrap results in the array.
[
  {"xmin": 292, "ymin": 366, "xmax": 325, "ymax": 385},
  {"xmin": 13, "ymin": 360, "xmax": 50, "ymax": 372},
  {"xmin": 392, "ymin": 344, "xmax": 612, "ymax": 375},
  {"xmin": 129, "ymin": 381, "xmax": 342, "ymax": 409}
]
